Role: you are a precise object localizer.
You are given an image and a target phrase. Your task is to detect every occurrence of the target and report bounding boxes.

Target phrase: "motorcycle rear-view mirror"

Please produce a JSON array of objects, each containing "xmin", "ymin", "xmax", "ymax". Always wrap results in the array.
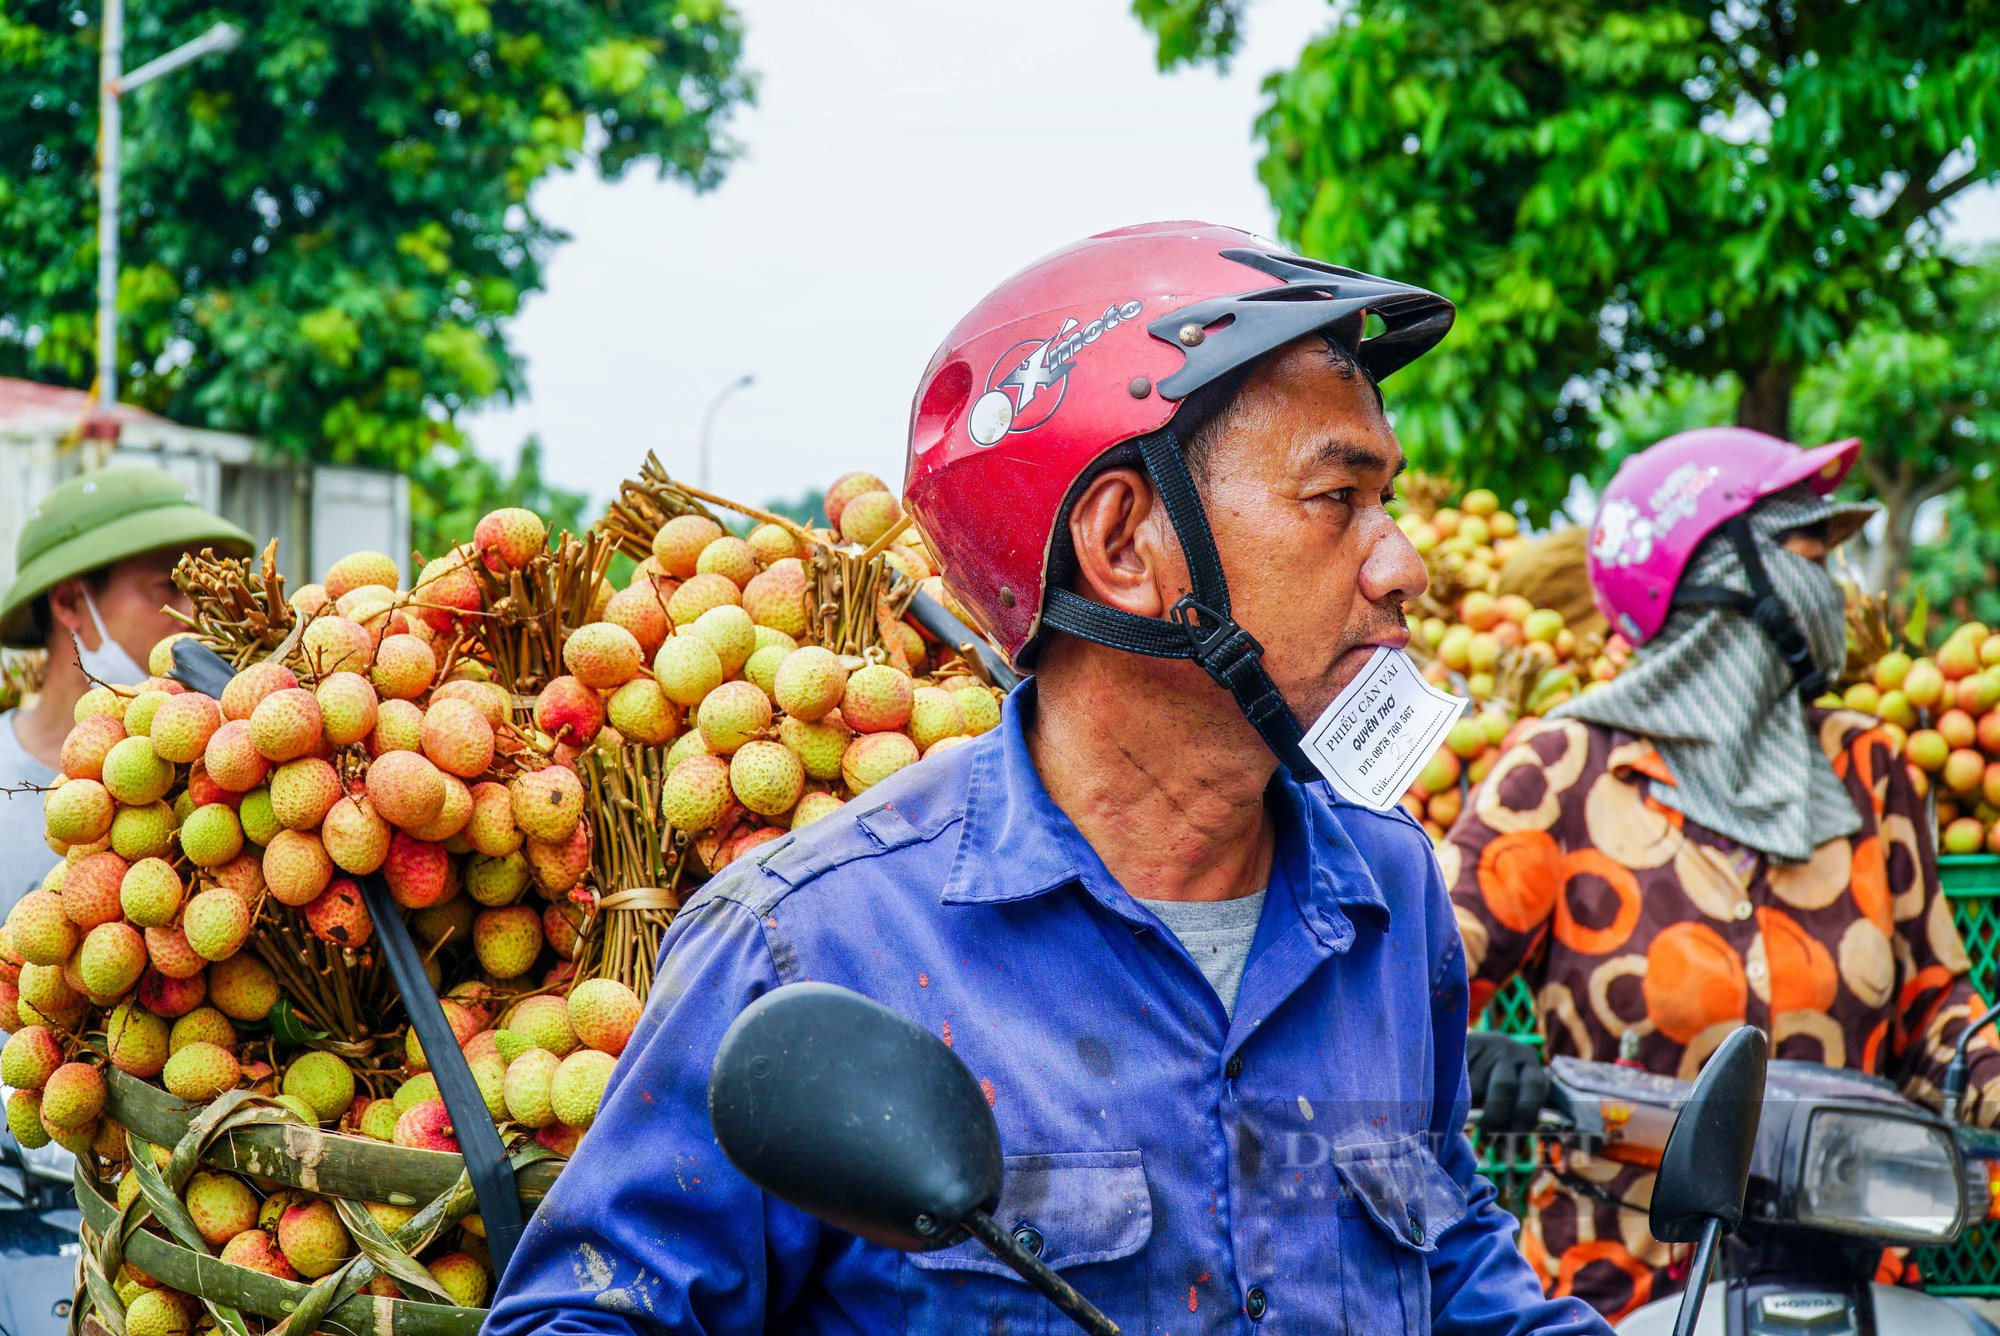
[
  {"xmin": 708, "ymin": 982, "xmax": 1119, "ymax": 1335},
  {"xmin": 1649, "ymin": 1024, "xmax": 1768, "ymax": 1336}
]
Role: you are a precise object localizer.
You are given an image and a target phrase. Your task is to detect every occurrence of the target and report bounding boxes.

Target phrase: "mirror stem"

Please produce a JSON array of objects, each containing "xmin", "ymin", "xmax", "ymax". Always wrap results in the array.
[
  {"xmin": 1671, "ymin": 1216, "xmax": 1724, "ymax": 1336},
  {"xmin": 960, "ymin": 1210, "xmax": 1121, "ymax": 1336}
]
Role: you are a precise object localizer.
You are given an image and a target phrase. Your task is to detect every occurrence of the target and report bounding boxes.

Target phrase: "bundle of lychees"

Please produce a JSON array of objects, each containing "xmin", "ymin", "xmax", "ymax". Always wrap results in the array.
[{"xmin": 0, "ymin": 454, "xmax": 1008, "ymax": 1328}]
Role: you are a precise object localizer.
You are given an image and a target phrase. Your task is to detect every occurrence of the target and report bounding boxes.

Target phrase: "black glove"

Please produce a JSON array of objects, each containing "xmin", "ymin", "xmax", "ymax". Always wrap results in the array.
[{"xmin": 1466, "ymin": 1031, "xmax": 1549, "ymax": 1137}]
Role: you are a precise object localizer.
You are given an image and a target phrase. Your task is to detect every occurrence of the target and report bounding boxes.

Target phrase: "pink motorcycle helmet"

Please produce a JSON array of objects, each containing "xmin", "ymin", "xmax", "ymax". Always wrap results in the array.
[{"xmin": 1587, "ymin": 427, "xmax": 1862, "ymax": 645}]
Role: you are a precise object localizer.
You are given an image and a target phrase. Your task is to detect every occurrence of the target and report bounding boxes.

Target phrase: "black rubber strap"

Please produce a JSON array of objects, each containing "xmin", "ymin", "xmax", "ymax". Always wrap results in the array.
[
  {"xmin": 356, "ymin": 871, "xmax": 526, "ymax": 1273},
  {"xmin": 1039, "ymin": 431, "xmax": 1320, "ymax": 784},
  {"xmin": 1671, "ymin": 516, "xmax": 1830, "ymax": 700},
  {"xmin": 171, "ymin": 639, "xmax": 526, "ymax": 1274}
]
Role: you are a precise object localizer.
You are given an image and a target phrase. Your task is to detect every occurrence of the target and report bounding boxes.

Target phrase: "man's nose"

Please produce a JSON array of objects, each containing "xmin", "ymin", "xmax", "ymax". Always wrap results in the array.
[{"xmin": 1358, "ymin": 510, "xmax": 1428, "ymax": 608}]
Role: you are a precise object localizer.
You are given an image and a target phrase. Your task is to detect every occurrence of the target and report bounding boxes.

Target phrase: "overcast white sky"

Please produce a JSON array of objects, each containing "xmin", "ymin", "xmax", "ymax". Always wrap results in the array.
[
  {"xmin": 464, "ymin": 1, "xmax": 1331, "ymax": 509},
  {"xmin": 466, "ymin": 2, "xmax": 2000, "ymax": 512}
]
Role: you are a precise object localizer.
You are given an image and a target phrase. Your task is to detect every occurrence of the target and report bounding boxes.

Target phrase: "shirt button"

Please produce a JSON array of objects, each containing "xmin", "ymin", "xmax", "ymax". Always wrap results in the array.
[
  {"xmin": 1012, "ymin": 1224, "xmax": 1044, "ymax": 1258},
  {"xmin": 1733, "ymin": 900, "xmax": 1753, "ymax": 921},
  {"xmin": 1246, "ymin": 1286, "xmax": 1268, "ymax": 1320},
  {"xmin": 1225, "ymin": 1054, "xmax": 1244, "ymax": 1081},
  {"xmin": 1407, "ymin": 1210, "xmax": 1425, "ymax": 1244}
]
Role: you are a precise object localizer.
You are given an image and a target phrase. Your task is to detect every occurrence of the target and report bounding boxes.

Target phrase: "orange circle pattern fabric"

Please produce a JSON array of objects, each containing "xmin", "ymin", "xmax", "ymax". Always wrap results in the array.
[{"xmin": 1443, "ymin": 709, "xmax": 1999, "ymax": 1320}]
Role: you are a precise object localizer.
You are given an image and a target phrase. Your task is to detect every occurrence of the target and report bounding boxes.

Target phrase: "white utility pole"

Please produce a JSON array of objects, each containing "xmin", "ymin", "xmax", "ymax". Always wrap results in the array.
[
  {"xmin": 97, "ymin": 3, "xmax": 240, "ymax": 408},
  {"xmin": 698, "ymin": 373, "xmax": 756, "ymax": 490}
]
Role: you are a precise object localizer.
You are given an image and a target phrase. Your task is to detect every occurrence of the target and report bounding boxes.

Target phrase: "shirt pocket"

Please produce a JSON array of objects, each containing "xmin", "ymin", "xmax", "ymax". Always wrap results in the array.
[
  {"xmin": 901, "ymin": 1149, "xmax": 1152, "ymax": 1336},
  {"xmin": 1328, "ymin": 1133, "xmax": 1469, "ymax": 1334}
]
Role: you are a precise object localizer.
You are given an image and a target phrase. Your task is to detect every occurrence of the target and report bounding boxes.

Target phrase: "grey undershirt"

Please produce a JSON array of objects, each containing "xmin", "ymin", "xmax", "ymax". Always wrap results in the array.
[{"xmin": 1143, "ymin": 889, "xmax": 1266, "ymax": 1021}]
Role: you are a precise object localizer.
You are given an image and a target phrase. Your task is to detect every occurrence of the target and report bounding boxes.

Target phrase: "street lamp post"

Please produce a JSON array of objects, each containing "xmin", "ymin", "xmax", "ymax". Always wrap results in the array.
[
  {"xmin": 697, "ymin": 373, "xmax": 755, "ymax": 490},
  {"xmin": 97, "ymin": 3, "xmax": 241, "ymax": 408}
]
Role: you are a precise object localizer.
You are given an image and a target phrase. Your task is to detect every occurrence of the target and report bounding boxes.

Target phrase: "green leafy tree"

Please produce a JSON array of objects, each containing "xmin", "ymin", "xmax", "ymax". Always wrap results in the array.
[
  {"xmin": 1796, "ymin": 257, "xmax": 2000, "ymax": 590},
  {"xmin": 408, "ymin": 435, "xmax": 590, "ymax": 562},
  {"xmin": 1904, "ymin": 493, "xmax": 2000, "ymax": 628},
  {"xmin": 0, "ymin": 0, "xmax": 748, "ymax": 467},
  {"xmin": 1135, "ymin": 0, "xmax": 2000, "ymax": 517}
]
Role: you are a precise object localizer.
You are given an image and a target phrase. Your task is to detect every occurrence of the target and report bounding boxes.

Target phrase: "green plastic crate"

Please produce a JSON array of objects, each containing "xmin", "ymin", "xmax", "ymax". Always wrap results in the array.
[{"xmin": 1475, "ymin": 854, "xmax": 2000, "ymax": 1292}]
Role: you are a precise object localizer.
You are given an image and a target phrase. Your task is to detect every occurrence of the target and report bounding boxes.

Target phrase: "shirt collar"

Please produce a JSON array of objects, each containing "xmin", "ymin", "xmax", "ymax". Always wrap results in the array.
[{"xmin": 939, "ymin": 683, "xmax": 1393, "ymax": 937}]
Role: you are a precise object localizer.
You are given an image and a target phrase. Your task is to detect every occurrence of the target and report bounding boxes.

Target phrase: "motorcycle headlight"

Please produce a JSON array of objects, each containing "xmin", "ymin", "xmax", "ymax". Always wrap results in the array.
[{"xmin": 1796, "ymin": 1109, "xmax": 1964, "ymax": 1244}]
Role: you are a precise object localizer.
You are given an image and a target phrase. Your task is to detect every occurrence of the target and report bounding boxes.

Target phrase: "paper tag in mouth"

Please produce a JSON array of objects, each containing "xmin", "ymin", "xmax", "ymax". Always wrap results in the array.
[{"xmin": 1298, "ymin": 647, "xmax": 1468, "ymax": 812}]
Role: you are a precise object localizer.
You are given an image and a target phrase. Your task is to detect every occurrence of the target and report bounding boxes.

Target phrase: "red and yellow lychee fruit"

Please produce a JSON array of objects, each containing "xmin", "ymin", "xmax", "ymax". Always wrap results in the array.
[
  {"xmin": 184, "ymin": 1169, "xmax": 258, "ymax": 1248},
  {"xmin": 421, "ymin": 698, "xmax": 495, "ymax": 779},
  {"xmin": 276, "ymin": 1197, "xmax": 353, "ymax": 1279},
  {"xmin": 283, "ymin": 1050, "xmax": 357, "ymax": 1122},
  {"xmin": 219, "ymin": 1228, "xmax": 299, "ymax": 1281},
  {"xmin": 427, "ymin": 1252, "xmax": 490, "ymax": 1308},
  {"xmin": 408, "ymin": 548, "xmax": 485, "ymax": 638},
  {"xmin": 667, "ymin": 573, "xmax": 742, "ymax": 628},
  {"xmin": 300, "ymin": 615, "xmax": 375, "ymax": 675},
  {"xmin": 506, "ymin": 993, "xmax": 578, "ymax": 1056},
  {"xmin": 370, "ymin": 634, "xmax": 437, "ymax": 702},
  {"xmin": 219, "ymin": 662, "xmax": 298, "ymax": 722},
  {"xmin": 148, "ymin": 693, "xmax": 221, "ymax": 765},
  {"xmin": 837, "ymin": 490, "xmax": 902, "ymax": 546},
  {"xmin": 102, "ymin": 735, "xmax": 175, "ymax": 806},
  {"xmin": 661, "ymin": 753, "xmax": 733, "ymax": 832},
  {"xmin": 695, "ymin": 536, "xmax": 760, "ymax": 588},
  {"xmin": 568, "ymin": 978, "xmax": 642, "ymax": 1056},
  {"xmin": 773, "ymin": 647, "xmax": 848, "ymax": 721},
  {"xmin": 746, "ymin": 522, "xmax": 804, "ymax": 566},
  {"xmin": 321, "ymin": 796, "xmax": 391, "ymax": 875},
  {"xmin": 0, "ymin": 1026, "xmax": 64, "ymax": 1089},
  {"xmin": 550, "ymin": 1048, "xmax": 618, "ymax": 1129},
  {"xmin": 367, "ymin": 749, "xmax": 447, "ymax": 831},
  {"xmin": 383, "ymin": 832, "xmax": 452, "ymax": 910},
  {"xmin": 44, "ymin": 779, "xmax": 114, "ymax": 846},
  {"xmin": 509, "ymin": 766, "xmax": 584, "ymax": 843},
  {"xmin": 121, "ymin": 858, "xmax": 185, "ymax": 930},
  {"xmin": 182, "ymin": 887, "xmax": 252, "ymax": 962},
  {"xmin": 954, "ymin": 686, "xmax": 1002, "ymax": 735},
  {"xmin": 109, "ymin": 800, "xmax": 176, "ymax": 862},
  {"xmin": 263, "ymin": 829, "xmax": 335, "ymax": 907},
  {"xmin": 162, "ymin": 1040, "xmax": 240, "ymax": 1101},
  {"xmin": 79, "ymin": 921, "xmax": 147, "ymax": 998},
  {"xmin": 169, "ymin": 1007, "xmax": 235, "ymax": 1054},
  {"xmin": 136, "ymin": 968, "xmax": 207, "ymax": 1020},
  {"xmin": 40, "ymin": 1061, "xmax": 106, "ymax": 1129},
  {"xmin": 778, "ymin": 713, "xmax": 851, "ymax": 782},
  {"xmin": 697, "ymin": 681, "xmax": 773, "ymax": 753},
  {"xmin": 248, "ymin": 688, "xmax": 322, "ymax": 763},
  {"xmin": 603, "ymin": 583, "xmax": 671, "ymax": 657},
  {"xmin": 791, "ymin": 791, "xmax": 846, "ymax": 829},
  {"xmin": 61, "ymin": 850, "xmax": 129, "ymax": 930},
  {"xmin": 206, "ymin": 953, "xmax": 278, "ymax": 1023},
  {"xmin": 323, "ymin": 551, "xmax": 400, "ymax": 602},
  {"xmin": 605, "ymin": 679, "xmax": 679, "ymax": 745},
  {"xmin": 688, "ymin": 604, "xmax": 757, "ymax": 677},
  {"xmin": 303, "ymin": 879, "xmax": 372, "ymax": 951},
  {"xmin": 392, "ymin": 1098, "xmax": 461, "ymax": 1153},
  {"xmin": 473, "ymin": 507, "xmax": 548, "ymax": 572},
  {"xmin": 473, "ymin": 905, "xmax": 543, "ymax": 978},
  {"xmin": 270, "ymin": 757, "xmax": 341, "ymax": 831},
  {"xmin": 59, "ymin": 714, "xmax": 126, "ymax": 781},
  {"xmin": 742, "ymin": 560, "xmax": 810, "ymax": 638},
  {"xmin": 361, "ymin": 700, "xmax": 419, "ymax": 759},
  {"xmin": 201, "ymin": 720, "xmax": 269, "ymax": 794},
  {"xmin": 652, "ymin": 515, "xmax": 726, "ymax": 578},
  {"xmin": 5, "ymin": 891, "xmax": 76, "ymax": 966},
  {"xmin": 653, "ymin": 635, "xmax": 725, "ymax": 707},
  {"xmin": 535, "ymin": 676, "xmax": 606, "ymax": 747},
  {"xmin": 840, "ymin": 664, "xmax": 914, "ymax": 734},
  {"xmin": 563, "ymin": 622, "xmax": 646, "ymax": 690},
  {"xmin": 730, "ymin": 741, "xmax": 805, "ymax": 817},
  {"xmin": 842, "ymin": 731, "xmax": 919, "ymax": 793},
  {"xmin": 104, "ymin": 1001, "xmax": 169, "ymax": 1078},
  {"xmin": 524, "ymin": 822, "xmax": 591, "ymax": 894},
  {"xmin": 824, "ymin": 472, "xmax": 889, "ymax": 528},
  {"xmin": 466, "ymin": 782, "xmax": 524, "ymax": 857}
]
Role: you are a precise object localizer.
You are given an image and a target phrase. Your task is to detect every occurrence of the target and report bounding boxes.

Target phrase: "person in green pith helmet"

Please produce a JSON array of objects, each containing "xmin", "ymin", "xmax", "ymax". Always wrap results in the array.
[{"xmin": 0, "ymin": 465, "xmax": 251, "ymax": 915}]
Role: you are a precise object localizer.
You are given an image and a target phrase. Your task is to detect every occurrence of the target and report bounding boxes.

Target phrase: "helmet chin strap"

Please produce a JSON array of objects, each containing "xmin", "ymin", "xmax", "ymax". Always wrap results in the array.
[
  {"xmin": 1040, "ymin": 429, "xmax": 1321, "ymax": 784},
  {"xmin": 1672, "ymin": 515, "xmax": 1832, "ymax": 701}
]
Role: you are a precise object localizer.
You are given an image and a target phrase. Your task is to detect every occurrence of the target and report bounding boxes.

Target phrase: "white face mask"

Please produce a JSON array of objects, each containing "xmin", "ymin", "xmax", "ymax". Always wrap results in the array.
[{"xmin": 72, "ymin": 587, "xmax": 150, "ymax": 688}]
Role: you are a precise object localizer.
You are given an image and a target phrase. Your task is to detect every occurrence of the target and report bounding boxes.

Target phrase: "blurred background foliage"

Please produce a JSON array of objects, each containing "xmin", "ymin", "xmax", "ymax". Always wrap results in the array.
[
  {"xmin": 0, "ymin": 0, "xmax": 750, "ymax": 469},
  {"xmin": 1134, "ymin": 0, "xmax": 2000, "ymax": 616}
]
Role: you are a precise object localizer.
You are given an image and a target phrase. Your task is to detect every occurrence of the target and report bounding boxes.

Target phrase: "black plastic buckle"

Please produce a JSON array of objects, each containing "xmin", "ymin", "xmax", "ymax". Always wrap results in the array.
[{"xmin": 1169, "ymin": 594, "xmax": 1266, "ymax": 686}]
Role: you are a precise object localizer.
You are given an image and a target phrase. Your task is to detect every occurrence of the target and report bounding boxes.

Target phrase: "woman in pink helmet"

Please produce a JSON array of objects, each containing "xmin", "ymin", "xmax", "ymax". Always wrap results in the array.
[{"xmin": 1443, "ymin": 429, "xmax": 1999, "ymax": 1321}]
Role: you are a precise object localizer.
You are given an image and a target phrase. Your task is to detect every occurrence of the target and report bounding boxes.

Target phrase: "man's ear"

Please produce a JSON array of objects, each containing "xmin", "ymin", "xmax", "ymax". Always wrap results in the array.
[
  {"xmin": 1066, "ymin": 467, "xmax": 1180, "ymax": 619},
  {"xmin": 44, "ymin": 578, "xmax": 91, "ymax": 638}
]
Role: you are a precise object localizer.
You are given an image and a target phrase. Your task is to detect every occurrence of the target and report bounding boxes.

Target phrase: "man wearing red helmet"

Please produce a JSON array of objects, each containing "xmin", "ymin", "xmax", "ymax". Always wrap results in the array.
[
  {"xmin": 486, "ymin": 224, "xmax": 1607, "ymax": 1335},
  {"xmin": 1447, "ymin": 429, "xmax": 2000, "ymax": 1322}
]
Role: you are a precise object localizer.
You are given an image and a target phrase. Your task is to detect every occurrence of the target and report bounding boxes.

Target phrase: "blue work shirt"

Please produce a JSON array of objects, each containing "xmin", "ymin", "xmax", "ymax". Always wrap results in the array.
[{"xmin": 484, "ymin": 687, "xmax": 1610, "ymax": 1336}]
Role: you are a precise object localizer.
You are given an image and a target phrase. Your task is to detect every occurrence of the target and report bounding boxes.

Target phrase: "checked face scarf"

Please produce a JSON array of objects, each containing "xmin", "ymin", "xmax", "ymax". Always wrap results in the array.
[{"xmin": 1554, "ymin": 487, "xmax": 1877, "ymax": 863}]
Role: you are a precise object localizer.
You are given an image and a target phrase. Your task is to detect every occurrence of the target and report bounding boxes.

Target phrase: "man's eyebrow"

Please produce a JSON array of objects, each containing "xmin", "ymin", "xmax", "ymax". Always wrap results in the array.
[{"xmin": 1312, "ymin": 440, "xmax": 1406, "ymax": 477}]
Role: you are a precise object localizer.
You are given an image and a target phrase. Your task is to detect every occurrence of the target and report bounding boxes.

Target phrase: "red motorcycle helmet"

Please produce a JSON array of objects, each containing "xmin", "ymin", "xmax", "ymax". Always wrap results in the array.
[{"xmin": 904, "ymin": 221, "xmax": 1454, "ymax": 777}]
